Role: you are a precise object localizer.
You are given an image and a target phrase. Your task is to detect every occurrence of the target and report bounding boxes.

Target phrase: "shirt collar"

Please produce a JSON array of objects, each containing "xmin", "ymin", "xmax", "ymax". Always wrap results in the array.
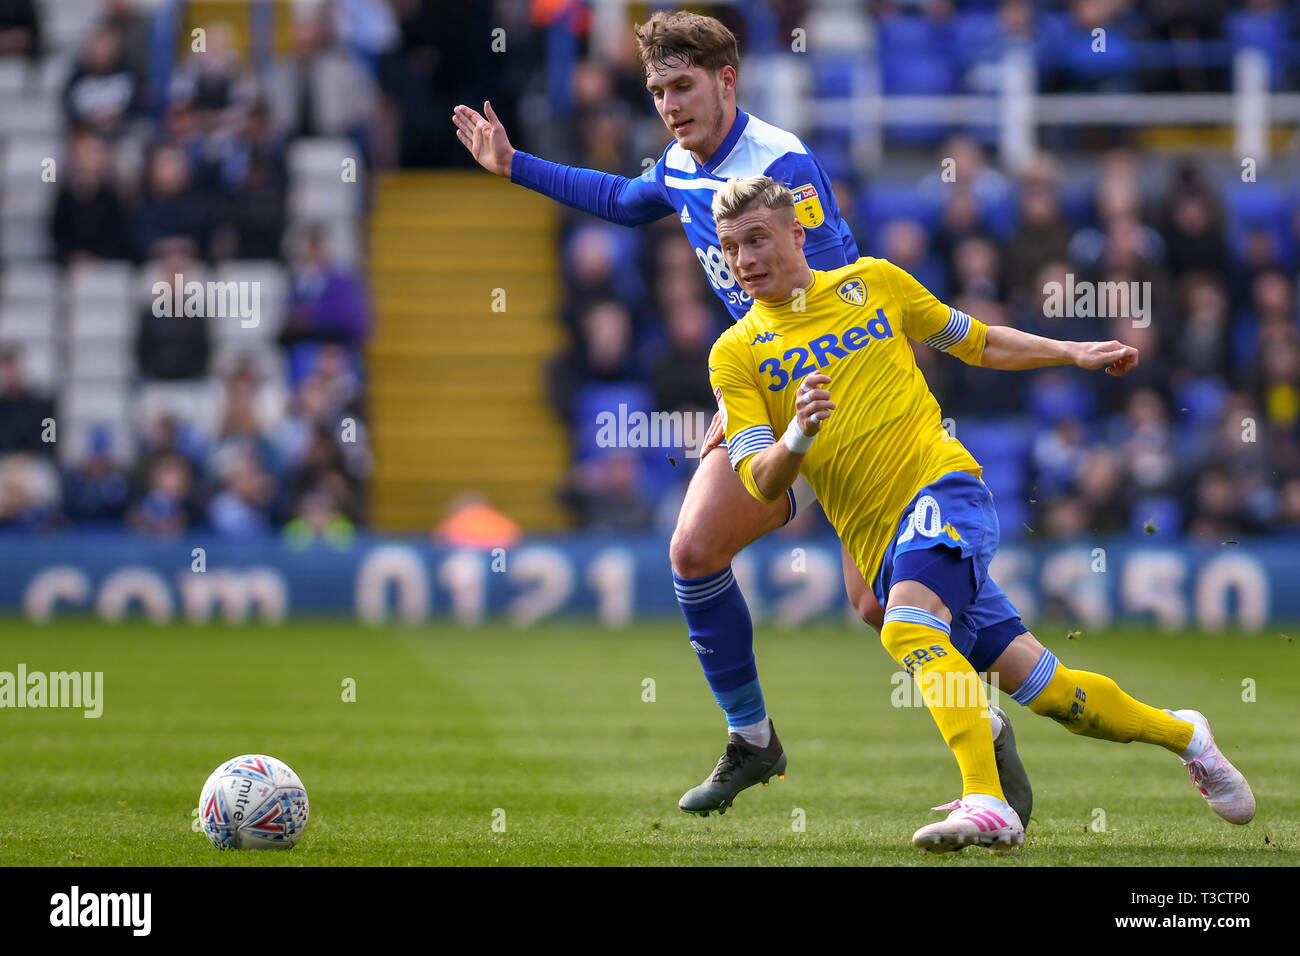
[{"xmin": 701, "ymin": 108, "xmax": 749, "ymax": 174}]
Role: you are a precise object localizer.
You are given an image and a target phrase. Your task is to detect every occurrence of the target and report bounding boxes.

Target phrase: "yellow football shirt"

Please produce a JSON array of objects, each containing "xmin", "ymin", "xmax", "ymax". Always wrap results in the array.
[{"xmin": 709, "ymin": 256, "xmax": 989, "ymax": 588}]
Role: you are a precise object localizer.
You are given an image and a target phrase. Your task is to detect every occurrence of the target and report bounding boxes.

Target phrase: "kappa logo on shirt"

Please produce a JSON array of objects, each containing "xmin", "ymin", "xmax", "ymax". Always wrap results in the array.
[{"xmin": 750, "ymin": 331, "xmax": 783, "ymax": 345}]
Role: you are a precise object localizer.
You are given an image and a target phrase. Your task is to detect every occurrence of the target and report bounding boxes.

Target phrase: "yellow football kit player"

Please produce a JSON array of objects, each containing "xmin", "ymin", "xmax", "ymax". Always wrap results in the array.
[
  {"xmin": 708, "ymin": 242, "xmax": 1249, "ymax": 850},
  {"xmin": 709, "ymin": 255, "xmax": 987, "ymax": 591}
]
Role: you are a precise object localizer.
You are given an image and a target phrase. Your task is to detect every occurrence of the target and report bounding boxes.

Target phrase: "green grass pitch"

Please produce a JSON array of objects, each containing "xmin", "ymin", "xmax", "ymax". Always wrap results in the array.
[{"xmin": 0, "ymin": 618, "xmax": 1295, "ymax": 866}]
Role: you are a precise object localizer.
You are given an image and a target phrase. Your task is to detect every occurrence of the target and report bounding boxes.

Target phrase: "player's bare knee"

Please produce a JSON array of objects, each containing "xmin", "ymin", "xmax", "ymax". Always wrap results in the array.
[{"xmin": 669, "ymin": 524, "xmax": 731, "ymax": 578}]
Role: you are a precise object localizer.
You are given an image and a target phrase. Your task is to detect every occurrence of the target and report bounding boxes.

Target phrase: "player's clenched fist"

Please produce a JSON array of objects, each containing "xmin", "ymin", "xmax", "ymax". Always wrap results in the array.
[
  {"xmin": 796, "ymin": 373, "xmax": 836, "ymax": 435},
  {"xmin": 1072, "ymin": 340, "xmax": 1140, "ymax": 377}
]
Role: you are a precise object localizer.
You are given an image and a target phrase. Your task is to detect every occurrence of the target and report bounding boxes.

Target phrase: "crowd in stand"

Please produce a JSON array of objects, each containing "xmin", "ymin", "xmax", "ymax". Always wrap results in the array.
[{"xmin": 0, "ymin": 0, "xmax": 399, "ymax": 539}]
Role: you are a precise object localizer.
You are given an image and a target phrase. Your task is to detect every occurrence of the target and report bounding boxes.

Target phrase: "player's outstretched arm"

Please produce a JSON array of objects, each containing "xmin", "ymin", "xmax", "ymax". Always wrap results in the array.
[
  {"xmin": 741, "ymin": 374, "xmax": 836, "ymax": 502},
  {"xmin": 451, "ymin": 100, "xmax": 671, "ymax": 227},
  {"xmin": 980, "ymin": 325, "xmax": 1140, "ymax": 376}
]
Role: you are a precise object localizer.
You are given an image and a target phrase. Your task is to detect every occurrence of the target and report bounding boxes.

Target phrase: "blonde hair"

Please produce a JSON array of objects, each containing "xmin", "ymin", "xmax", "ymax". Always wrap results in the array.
[{"xmin": 711, "ymin": 175, "xmax": 795, "ymax": 224}]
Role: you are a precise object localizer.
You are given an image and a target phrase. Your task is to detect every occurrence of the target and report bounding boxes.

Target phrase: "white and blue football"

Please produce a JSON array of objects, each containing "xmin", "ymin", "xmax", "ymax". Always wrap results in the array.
[{"xmin": 199, "ymin": 754, "xmax": 310, "ymax": 850}]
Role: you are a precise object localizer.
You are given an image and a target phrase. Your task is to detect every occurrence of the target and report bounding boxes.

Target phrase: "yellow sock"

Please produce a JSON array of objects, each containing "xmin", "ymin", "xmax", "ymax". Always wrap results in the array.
[
  {"xmin": 1016, "ymin": 650, "xmax": 1193, "ymax": 754},
  {"xmin": 881, "ymin": 609, "xmax": 1004, "ymax": 802}
]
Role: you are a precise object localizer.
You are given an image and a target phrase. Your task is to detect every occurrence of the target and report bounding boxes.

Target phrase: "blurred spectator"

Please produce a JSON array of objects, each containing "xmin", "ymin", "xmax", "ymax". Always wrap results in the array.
[
  {"xmin": 208, "ymin": 453, "xmax": 275, "ymax": 538},
  {"xmin": 1177, "ymin": 274, "xmax": 1232, "ymax": 382},
  {"xmin": 648, "ymin": 299, "xmax": 718, "ymax": 415},
  {"xmin": 563, "ymin": 223, "xmax": 647, "ymax": 334},
  {"xmin": 0, "ymin": 454, "xmax": 61, "ymax": 532},
  {"xmin": 561, "ymin": 451, "xmax": 653, "ymax": 531},
  {"xmin": 435, "ymin": 492, "xmax": 522, "ymax": 548},
  {"xmin": 266, "ymin": 6, "xmax": 376, "ymax": 143},
  {"xmin": 133, "ymin": 145, "xmax": 212, "ymax": 260},
  {"xmin": 51, "ymin": 129, "xmax": 129, "ymax": 264},
  {"xmin": 1186, "ymin": 468, "xmax": 1249, "ymax": 539},
  {"xmin": 0, "ymin": 0, "xmax": 39, "ymax": 59},
  {"xmin": 1003, "ymin": 163, "xmax": 1072, "ymax": 307},
  {"xmin": 62, "ymin": 428, "xmax": 130, "ymax": 527},
  {"xmin": 1160, "ymin": 162, "xmax": 1228, "ymax": 278},
  {"xmin": 213, "ymin": 101, "xmax": 289, "ymax": 260},
  {"xmin": 548, "ymin": 300, "xmax": 640, "ymax": 425},
  {"xmin": 128, "ymin": 453, "xmax": 197, "ymax": 537},
  {"xmin": 168, "ymin": 21, "xmax": 256, "ymax": 128},
  {"xmin": 1117, "ymin": 388, "xmax": 1179, "ymax": 499},
  {"xmin": 63, "ymin": 24, "xmax": 140, "ymax": 139},
  {"xmin": 314, "ymin": 343, "xmax": 364, "ymax": 418},
  {"xmin": 209, "ymin": 366, "xmax": 275, "ymax": 480},
  {"xmin": 283, "ymin": 484, "xmax": 355, "ymax": 549},
  {"xmin": 951, "ymin": 235, "xmax": 1001, "ymax": 301},
  {"xmin": 918, "ymin": 136, "xmax": 1013, "ymax": 210},
  {"xmin": 933, "ymin": 188, "xmax": 985, "ymax": 282},
  {"xmin": 1275, "ymin": 477, "xmax": 1300, "ymax": 532},
  {"xmin": 135, "ymin": 413, "xmax": 206, "ymax": 488},
  {"xmin": 136, "ymin": 239, "xmax": 211, "ymax": 380},
  {"xmin": 281, "ymin": 226, "xmax": 371, "ymax": 380},
  {"xmin": 881, "ymin": 219, "xmax": 947, "ymax": 301},
  {"xmin": 1074, "ymin": 447, "xmax": 1130, "ymax": 533},
  {"xmin": 1030, "ymin": 417, "xmax": 1088, "ymax": 499},
  {"xmin": 103, "ymin": 0, "xmax": 150, "ymax": 79},
  {"xmin": 0, "ymin": 351, "xmax": 54, "ymax": 456},
  {"xmin": 156, "ymin": 96, "xmax": 217, "ymax": 193}
]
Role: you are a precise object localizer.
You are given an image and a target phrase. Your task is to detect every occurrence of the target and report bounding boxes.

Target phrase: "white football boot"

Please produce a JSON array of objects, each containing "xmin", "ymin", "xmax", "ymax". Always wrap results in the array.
[
  {"xmin": 911, "ymin": 798, "xmax": 1025, "ymax": 853},
  {"xmin": 1168, "ymin": 709, "xmax": 1256, "ymax": 824}
]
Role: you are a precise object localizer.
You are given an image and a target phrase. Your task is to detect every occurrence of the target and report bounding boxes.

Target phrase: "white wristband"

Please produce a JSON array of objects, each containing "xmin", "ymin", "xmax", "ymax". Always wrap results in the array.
[{"xmin": 783, "ymin": 415, "xmax": 815, "ymax": 454}]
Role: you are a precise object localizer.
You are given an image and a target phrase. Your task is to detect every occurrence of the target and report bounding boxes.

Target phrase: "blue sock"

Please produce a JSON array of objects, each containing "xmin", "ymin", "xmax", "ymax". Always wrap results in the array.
[{"xmin": 673, "ymin": 566, "xmax": 766, "ymax": 729}]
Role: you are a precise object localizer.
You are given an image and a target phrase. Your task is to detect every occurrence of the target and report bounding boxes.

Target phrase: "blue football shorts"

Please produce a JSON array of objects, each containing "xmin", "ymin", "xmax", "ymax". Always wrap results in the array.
[{"xmin": 872, "ymin": 470, "xmax": 1026, "ymax": 673}]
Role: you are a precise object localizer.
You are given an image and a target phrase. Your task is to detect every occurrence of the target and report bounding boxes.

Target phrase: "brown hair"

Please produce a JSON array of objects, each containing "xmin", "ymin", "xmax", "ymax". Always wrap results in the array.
[{"xmin": 634, "ymin": 11, "xmax": 739, "ymax": 76}]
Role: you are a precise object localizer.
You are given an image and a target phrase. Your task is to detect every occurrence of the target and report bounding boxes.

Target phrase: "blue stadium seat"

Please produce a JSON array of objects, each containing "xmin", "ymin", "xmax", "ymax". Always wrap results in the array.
[
  {"xmin": 1175, "ymin": 377, "xmax": 1228, "ymax": 427},
  {"xmin": 1060, "ymin": 180, "xmax": 1097, "ymax": 228},
  {"xmin": 572, "ymin": 383, "xmax": 655, "ymax": 463},
  {"xmin": 1027, "ymin": 372, "xmax": 1096, "ymax": 425},
  {"xmin": 1221, "ymin": 179, "xmax": 1289, "ymax": 231},
  {"xmin": 1226, "ymin": 10, "xmax": 1288, "ymax": 90},
  {"xmin": 878, "ymin": 14, "xmax": 958, "ymax": 145},
  {"xmin": 992, "ymin": 495, "xmax": 1029, "ymax": 540},
  {"xmin": 979, "ymin": 185, "xmax": 1021, "ymax": 239},
  {"xmin": 957, "ymin": 418, "xmax": 1033, "ymax": 512},
  {"xmin": 812, "ymin": 57, "xmax": 858, "ymax": 99},
  {"xmin": 859, "ymin": 184, "xmax": 944, "ymax": 238},
  {"xmin": 1220, "ymin": 178, "xmax": 1294, "ymax": 264},
  {"xmin": 951, "ymin": 11, "xmax": 1001, "ymax": 68}
]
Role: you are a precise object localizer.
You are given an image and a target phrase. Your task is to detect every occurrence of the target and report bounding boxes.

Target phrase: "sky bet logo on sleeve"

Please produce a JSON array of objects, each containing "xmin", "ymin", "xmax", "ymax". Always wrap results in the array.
[
  {"xmin": 792, "ymin": 184, "xmax": 824, "ymax": 228},
  {"xmin": 757, "ymin": 310, "xmax": 894, "ymax": 391}
]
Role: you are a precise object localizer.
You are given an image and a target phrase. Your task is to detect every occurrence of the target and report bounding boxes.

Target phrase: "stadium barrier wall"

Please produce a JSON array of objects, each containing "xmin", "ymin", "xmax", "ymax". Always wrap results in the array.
[{"xmin": 0, "ymin": 535, "xmax": 1289, "ymax": 631}]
